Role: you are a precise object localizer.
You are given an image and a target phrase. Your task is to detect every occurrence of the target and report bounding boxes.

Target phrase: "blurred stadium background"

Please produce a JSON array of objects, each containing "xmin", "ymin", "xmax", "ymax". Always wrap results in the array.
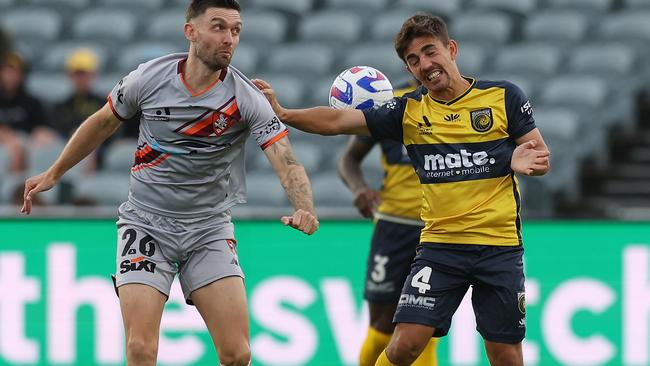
[{"xmin": 1, "ymin": 0, "xmax": 650, "ymax": 365}]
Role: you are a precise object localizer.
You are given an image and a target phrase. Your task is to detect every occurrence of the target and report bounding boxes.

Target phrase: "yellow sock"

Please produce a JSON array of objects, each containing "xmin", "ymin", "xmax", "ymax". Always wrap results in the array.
[
  {"xmin": 374, "ymin": 350, "xmax": 399, "ymax": 366},
  {"xmin": 359, "ymin": 327, "xmax": 392, "ymax": 366},
  {"xmin": 411, "ymin": 338, "xmax": 439, "ymax": 366}
]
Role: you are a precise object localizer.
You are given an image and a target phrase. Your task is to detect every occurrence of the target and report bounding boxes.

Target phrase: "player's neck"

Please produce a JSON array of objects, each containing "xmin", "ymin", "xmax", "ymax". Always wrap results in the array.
[
  {"xmin": 182, "ymin": 55, "xmax": 224, "ymax": 93},
  {"xmin": 428, "ymin": 74, "xmax": 471, "ymax": 102}
]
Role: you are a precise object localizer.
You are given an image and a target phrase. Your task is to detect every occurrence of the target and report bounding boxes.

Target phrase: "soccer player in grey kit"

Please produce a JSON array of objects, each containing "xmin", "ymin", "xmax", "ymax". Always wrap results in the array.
[{"xmin": 21, "ymin": 1, "xmax": 319, "ymax": 365}]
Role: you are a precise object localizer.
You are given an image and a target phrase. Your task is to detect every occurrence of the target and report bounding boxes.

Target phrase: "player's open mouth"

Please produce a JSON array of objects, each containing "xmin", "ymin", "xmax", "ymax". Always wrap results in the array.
[{"xmin": 427, "ymin": 70, "xmax": 442, "ymax": 81}]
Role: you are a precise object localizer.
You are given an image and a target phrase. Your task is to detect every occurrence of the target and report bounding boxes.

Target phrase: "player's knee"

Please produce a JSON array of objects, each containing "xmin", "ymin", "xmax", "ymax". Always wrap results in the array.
[
  {"xmin": 386, "ymin": 337, "xmax": 424, "ymax": 365},
  {"xmin": 126, "ymin": 337, "xmax": 157, "ymax": 364},
  {"xmin": 486, "ymin": 343, "xmax": 523, "ymax": 366},
  {"xmin": 218, "ymin": 345, "xmax": 251, "ymax": 366}
]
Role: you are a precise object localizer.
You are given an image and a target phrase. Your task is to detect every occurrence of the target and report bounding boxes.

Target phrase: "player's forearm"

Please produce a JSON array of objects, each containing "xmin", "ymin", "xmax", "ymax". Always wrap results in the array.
[
  {"xmin": 281, "ymin": 165, "xmax": 316, "ymax": 215},
  {"xmin": 278, "ymin": 107, "xmax": 369, "ymax": 136},
  {"xmin": 47, "ymin": 109, "xmax": 121, "ymax": 179},
  {"xmin": 338, "ymin": 156, "xmax": 368, "ymax": 193},
  {"xmin": 276, "ymin": 107, "xmax": 341, "ymax": 135}
]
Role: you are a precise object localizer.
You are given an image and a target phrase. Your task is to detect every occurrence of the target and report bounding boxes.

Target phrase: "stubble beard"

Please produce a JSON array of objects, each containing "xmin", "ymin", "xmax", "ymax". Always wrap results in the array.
[{"xmin": 195, "ymin": 46, "xmax": 230, "ymax": 72}]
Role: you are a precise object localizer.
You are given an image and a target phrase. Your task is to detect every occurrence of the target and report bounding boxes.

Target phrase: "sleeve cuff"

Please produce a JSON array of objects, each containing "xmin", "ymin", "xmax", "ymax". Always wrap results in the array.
[{"xmin": 261, "ymin": 129, "xmax": 289, "ymax": 150}]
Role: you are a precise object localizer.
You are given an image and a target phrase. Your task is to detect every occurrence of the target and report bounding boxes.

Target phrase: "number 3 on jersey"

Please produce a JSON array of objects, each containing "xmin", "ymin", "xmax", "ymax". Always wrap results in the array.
[{"xmin": 411, "ymin": 266, "xmax": 432, "ymax": 294}]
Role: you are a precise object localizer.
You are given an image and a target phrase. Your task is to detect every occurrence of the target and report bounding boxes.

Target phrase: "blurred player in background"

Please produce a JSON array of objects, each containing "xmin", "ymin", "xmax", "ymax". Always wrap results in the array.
[
  {"xmin": 338, "ymin": 79, "xmax": 438, "ymax": 366},
  {"xmin": 21, "ymin": 1, "xmax": 319, "ymax": 365},
  {"xmin": 253, "ymin": 12, "xmax": 549, "ymax": 366}
]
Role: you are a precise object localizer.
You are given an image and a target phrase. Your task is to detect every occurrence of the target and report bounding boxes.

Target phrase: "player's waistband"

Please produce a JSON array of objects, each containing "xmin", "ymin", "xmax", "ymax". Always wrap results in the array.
[{"xmin": 374, "ymin": 212, "xmax": 424, "ymax": 227}]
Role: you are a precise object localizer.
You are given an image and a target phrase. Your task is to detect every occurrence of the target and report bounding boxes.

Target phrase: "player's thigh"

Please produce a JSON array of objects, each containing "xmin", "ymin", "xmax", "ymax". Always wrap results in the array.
[
  {"xmin": 191, "ymin": 276, "xmax": 249, "ymax": 351},
  {"xmin": 368, "ymin": 302, "xmax": 398, "ymax": 333},
  {"xmin": 365, "ymin": 220, "xmax": 420, "ymax": 306},
  {"xmin": 472, "ymin": 246, "xmax": 526, "ymax": 344},
  {"xmin": 393, "ymin": 244, "xmax": 470, "ymax": 338},
  {"xmin": 118, "ymin": 283, "xmax": 167, "ymax": 342}
]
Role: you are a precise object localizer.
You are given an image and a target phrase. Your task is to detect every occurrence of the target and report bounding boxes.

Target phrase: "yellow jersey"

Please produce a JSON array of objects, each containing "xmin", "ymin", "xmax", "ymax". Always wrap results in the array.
[
  {"xmin": 363, "ymin": 78, "xmax": 536, "ymax": 246},
  {"xmin": 356, "ymin": 81, "xmax": 422, "ymax": 221}
]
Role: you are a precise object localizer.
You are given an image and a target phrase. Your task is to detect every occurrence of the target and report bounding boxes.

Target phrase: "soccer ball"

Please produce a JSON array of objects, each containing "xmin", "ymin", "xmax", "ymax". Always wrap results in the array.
[{"xmin": 329, "ymin": 66, "xmax": 394, "ymax": 110}]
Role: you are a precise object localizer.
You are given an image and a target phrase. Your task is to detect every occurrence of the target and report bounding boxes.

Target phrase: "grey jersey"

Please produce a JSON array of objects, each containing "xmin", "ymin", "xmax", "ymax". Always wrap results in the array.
[{"xmin": 108, "ymin": 53, "xmax": 288, "ymax": 217}]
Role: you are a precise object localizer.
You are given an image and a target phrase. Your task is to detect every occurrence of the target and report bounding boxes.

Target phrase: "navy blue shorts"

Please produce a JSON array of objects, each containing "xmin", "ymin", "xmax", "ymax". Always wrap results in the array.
[
  {"xmin": 393, "ymin": 243, "xmax": 526, "ymax": 344},
  {"xmin": 364, "ymin": 219, "xmax": 421, "ymax": 303}
]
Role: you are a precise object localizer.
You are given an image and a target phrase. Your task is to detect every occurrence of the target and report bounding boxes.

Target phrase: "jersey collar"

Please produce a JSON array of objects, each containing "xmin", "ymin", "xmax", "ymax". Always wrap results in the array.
[
  {"xmin": 428, "ymin": 76, "xmax": 476, "ymax": 106},
  {"xmin": 177, "ymin": 58, "xmax": 227, "ymax": 97}
]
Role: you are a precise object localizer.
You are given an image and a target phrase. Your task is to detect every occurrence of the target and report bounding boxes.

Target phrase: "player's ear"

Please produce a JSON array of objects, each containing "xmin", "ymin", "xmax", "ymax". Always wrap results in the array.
[
  {"xmin": 448, "ymin": 39, "xmax": 458, "ymax": 61},
  {"xmin": 184, "ymin": 22, "xmax": 197, "ymax": 42}
]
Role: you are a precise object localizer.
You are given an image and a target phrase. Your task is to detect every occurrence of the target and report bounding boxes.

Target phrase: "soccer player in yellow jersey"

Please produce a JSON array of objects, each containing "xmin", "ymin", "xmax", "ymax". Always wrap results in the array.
[
  {"xmin": 254, "ymin": 12, "xmax": 550, "ymax": 365},
  {"xmin": 338, "ymin": 80, "xmax": 438, "ymax": 366}
]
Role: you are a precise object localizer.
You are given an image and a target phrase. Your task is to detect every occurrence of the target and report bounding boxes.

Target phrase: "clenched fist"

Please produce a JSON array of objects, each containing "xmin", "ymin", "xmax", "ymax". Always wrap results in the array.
[{"xmin": 281, "ymin": 209, "xmax": 319, "ymax": 235}]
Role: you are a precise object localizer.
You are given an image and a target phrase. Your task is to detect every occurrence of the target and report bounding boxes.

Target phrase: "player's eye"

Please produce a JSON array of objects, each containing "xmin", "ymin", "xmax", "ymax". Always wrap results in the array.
[{"xmin": 232, "ymin": 27, "xmax": 241, "ymax": 35}]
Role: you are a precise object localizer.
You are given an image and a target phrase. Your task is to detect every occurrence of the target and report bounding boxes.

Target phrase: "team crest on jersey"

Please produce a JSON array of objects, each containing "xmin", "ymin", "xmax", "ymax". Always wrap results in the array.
[
  {"xmin": 174, "ymin": 97, "xmax": 241, "ymax": 138},
  {"xmin": 470, "ymin": 108, "xmax": 493, "ymax": 133}
]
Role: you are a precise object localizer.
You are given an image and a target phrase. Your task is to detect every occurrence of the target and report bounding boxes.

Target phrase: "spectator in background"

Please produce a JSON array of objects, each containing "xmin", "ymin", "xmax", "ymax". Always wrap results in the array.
[
  {"xmin": 0, "ymin": 51, "xmax": 49, "ymax": 172},
  {"xmin": 51, "ymin": 48, "xmax": 104, "ymax": 140}
]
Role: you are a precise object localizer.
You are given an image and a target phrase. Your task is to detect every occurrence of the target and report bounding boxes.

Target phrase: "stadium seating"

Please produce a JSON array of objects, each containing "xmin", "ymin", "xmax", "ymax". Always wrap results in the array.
[
  {"xmin": 393, "ymin": 0, "xmax": 461, "ymax": 18},
  {"xmin": 546, "ymin": 0, "xmax": 613, "ymax": 11},
  {"xmin": 72, "ymin": 9, "xmax": 137, "ymax": 43},
  {"xmin": 239, "ymin": 12, "xmax": 289, "ymax": 46},
  {"xmin": 73, "ymin": 173, "xmax": 130, "ymax": 205},
  {"xmin": 266, "ymin": 43, "xmax": 335, "ymax": 77},
  {"xmin": 523, "ymin": 11, "xmax": 588, "ymax": 44},
  {"xmin": 26, "ymin": 73, "xmax": 72, "ymax": 104},
  {"xmin": 469, "ymin": 0, "xmax": 538, "ymax": 16},
  {"xmin": 449, "ymin": 12, "xmax": 513, "ymax": 45},
  {"xmin": 0, "ymin": 0, "xmax": 648, "ymax": 217},
  {"xmin": 0, "ymin": 8, "xmax": 61, "ymax": 43},
  {"xmin": 298, "ymin": 11, "xmax": 364, "ymax": 44},
  {"xmin": 116, "ymin": 42, "xmax": 180, "ymax": 73}
]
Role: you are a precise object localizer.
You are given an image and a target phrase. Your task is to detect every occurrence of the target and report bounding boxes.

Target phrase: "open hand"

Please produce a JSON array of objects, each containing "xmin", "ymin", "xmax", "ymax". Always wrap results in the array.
[
  {"xmin": 511, "ymin": 140, "xmax": 550, "ymax": 176},
  {"xmin": 21, "ymin": 172, "xmax": 58, "ymax": 214},
  {"xmin": 281, "ymin": 209, "xmax": 319, "ymax": 235},
  {"xmin": 251, "ymin": 79, "xmax": 285, "ymax": 117}
]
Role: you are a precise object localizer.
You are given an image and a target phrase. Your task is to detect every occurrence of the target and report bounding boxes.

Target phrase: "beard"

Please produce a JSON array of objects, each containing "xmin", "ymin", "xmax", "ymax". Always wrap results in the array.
[{"xmin": 194, "ymin": 45, "xmax": 231, "ymax": 71}]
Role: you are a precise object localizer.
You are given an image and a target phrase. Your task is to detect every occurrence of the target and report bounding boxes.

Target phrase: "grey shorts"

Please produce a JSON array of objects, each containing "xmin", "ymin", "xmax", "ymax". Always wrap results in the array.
[{"xmin": 113, "ymin": 202, "xmax": 244, "ymax": 304}]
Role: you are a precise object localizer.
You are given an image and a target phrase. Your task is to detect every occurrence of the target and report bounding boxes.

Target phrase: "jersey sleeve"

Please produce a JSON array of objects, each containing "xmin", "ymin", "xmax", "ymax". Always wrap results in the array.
[
  {"xmin": 107, "ymin": 67, "xmax": 143, "ymax": 121},
  {"xmin": 240, "ymin": 83, "xmax": 288, "ymax": 150},
  {"xmin": 505, "ymin": 82, "xmax": 536, "ymax": 139},
  {"xmin": 362, "ymin": 97, "xmax": 406, "ymax": 143}
]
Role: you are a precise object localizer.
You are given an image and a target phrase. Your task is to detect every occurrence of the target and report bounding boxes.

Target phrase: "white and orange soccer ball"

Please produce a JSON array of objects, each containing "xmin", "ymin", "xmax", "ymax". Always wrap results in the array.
[{"xmin": 328, "ymin": 66, "xmax": 394, "ymax": 110}]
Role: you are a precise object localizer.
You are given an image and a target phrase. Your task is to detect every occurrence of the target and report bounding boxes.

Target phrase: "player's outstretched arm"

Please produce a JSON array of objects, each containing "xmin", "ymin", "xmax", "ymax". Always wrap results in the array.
[
  {"xmin": 338, "ymin": 137, "xmax": 381, "ymax": 218},
  {"xmin": 21, "ymin": 103, "xmax": 123, "ymax": 214},
  {"xmin": 264, "ymin": 136, "xmax": 319, "ymax": 235},
  {"xmin": 252, "ymin": 79, "xmax": 369, "ymax": 136},
  {"xmin": 512, "ymin": 128, "xmax": 551, "ymax": 176}
]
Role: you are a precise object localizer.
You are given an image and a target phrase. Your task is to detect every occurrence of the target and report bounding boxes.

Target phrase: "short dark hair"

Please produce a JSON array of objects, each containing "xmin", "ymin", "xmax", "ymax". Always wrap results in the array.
[
  {"xmin": 186, "ymin": 0, "xmax": 241, "ymax": 22},
  {"xmin": 394, "ymin": 13, "xmax": 450, "ymax": 62}
]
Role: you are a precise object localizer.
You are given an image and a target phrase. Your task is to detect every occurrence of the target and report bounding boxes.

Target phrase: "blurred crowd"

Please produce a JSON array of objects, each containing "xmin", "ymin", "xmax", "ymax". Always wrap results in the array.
[{"xmin": 1, "ymin": 26, "xmax": 137, "ymax": 206}]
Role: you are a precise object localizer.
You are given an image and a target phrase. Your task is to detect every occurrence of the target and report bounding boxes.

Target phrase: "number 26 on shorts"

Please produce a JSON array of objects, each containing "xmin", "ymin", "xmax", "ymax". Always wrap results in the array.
[{"xmin": 411, "ymin": 266, "xmax": 432, "ymax": 294}]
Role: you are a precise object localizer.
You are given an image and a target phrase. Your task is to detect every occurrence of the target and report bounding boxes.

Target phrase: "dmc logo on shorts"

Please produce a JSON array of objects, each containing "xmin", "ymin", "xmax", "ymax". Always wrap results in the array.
[
  {"xmin": 399, "ymin": 294, "xmax": 436, "ymax": 310},
  {"xmin": 120, "ymin": 257, "xmax": 156, "ymax": 274}
]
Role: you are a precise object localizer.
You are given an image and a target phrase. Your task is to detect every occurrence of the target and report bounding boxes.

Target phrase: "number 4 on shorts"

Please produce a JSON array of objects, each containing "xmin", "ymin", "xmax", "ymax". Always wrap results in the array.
[{"xmin": 411, "ymin": 266, "xmax": 432, "ymax": 294}]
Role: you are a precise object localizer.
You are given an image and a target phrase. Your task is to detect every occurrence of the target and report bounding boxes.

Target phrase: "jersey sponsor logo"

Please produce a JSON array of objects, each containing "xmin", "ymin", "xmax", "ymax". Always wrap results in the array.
[
  {"xmin": 521, "ymin": 100, "xmax": 533, "ymax": 115},
  {"xmin": 119, "ymin": 257, "xmax": 156, "ymax": 274},
  {"xmin": 409, "ymin": 140, "xmax": 513, "ymax": 183},
  {"xmin": 116, "ymin": 79, "xmax": 125, "ymax": 104},
  {"xmin": 423, "ymin": 149, "xmax": 496, "ymax": 175},
  {"xmin": 146, "ymin": 108, "xmax": 171, "ymax": 121},
  {"xmin": 418, "ymin": 115, "xmax": 433, "ymax": 135},
  {"xmin": 398, "ymin": 294, "xmax": 436, "ymax": 309},
  {"xmin": 444, "ymin": 113, "xmax": 460, "ymax": 122},
  {"xmin": 470, "ymin": 108, "xmax": 493, "ymax": 132}
]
